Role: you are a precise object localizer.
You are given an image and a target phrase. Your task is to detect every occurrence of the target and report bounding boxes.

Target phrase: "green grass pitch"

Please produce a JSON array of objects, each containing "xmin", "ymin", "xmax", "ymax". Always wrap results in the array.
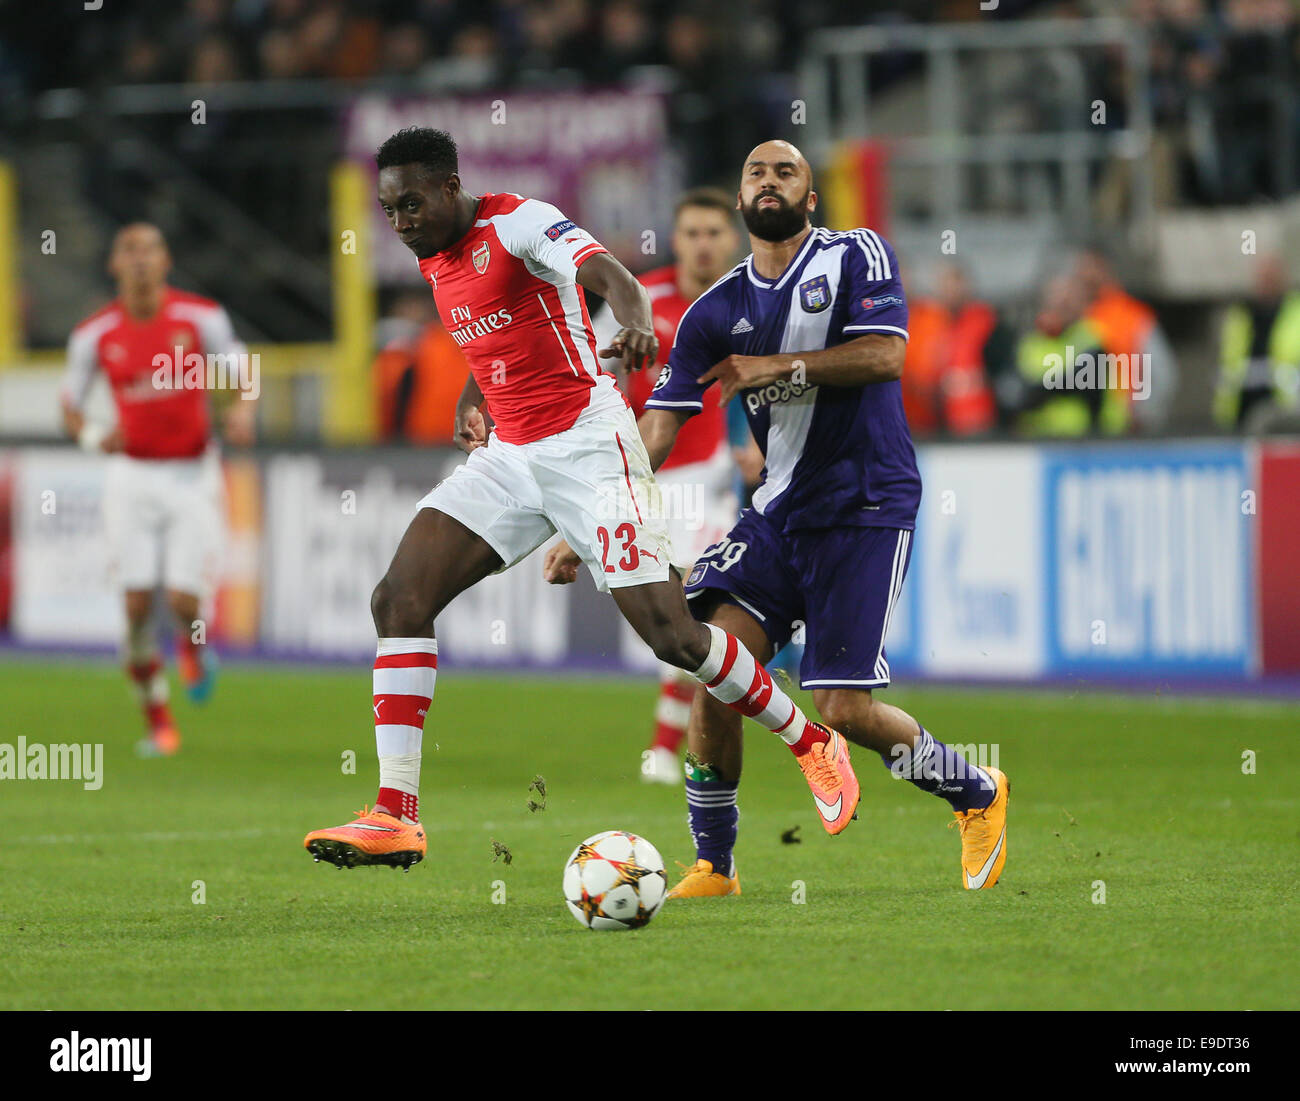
[{"xmin": 0, "ymin": 658, "xmax": 1295, "ymax": 1010}]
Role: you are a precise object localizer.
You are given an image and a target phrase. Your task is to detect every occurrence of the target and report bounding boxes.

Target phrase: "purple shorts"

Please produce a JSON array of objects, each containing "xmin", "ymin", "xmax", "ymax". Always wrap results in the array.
[{"xmin": 683, "ymin": 508, "xmax": 913, "ymax": 690}]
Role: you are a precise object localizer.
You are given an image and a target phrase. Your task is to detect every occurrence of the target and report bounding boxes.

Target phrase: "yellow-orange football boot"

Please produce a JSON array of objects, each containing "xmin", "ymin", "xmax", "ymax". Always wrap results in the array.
[
  {"xmin": 950, "ymin": 767, "xmax": 1010, "ymax": 889},
  {"xmin": 135, "ymin": 722, "xmax": 181, "ymax": 758},
  {"xmin": 666, "ymin": 859, "xmax": 740, "ymax": 900},
  {"xmin": 797, "ymin": 726, "xmax": 859, "ymax": 835},
  {"xmin": 304, "ymin": 806, "xmax": 426, "ymax": 871}
]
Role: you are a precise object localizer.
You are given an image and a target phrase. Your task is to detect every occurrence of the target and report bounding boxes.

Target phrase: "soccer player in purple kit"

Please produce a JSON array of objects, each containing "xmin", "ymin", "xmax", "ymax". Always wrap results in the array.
[{"xmin": 554, "ymin": 139, "xmax": 1010, "ymax": 896}]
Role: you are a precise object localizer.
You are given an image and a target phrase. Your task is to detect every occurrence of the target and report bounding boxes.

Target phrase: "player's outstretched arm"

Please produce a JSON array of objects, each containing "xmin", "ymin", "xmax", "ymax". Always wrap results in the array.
[
  {"xmin": 699, "ymin": 334, "xmax": 906, "ymax": 404},
  {"xmin": 576, "ymin": 253, "xmax": 658, "ymax": 373}
]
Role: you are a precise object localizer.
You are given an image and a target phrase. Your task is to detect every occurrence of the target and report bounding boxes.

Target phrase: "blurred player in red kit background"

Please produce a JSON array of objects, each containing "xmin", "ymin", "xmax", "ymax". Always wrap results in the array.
[{"xmin": 59, "ymin": 224, "xmax": 256, "ymax": 756}]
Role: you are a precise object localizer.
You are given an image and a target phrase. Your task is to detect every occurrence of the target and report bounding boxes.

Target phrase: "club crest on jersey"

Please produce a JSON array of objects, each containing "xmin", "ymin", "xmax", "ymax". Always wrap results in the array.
[
  {"xmin": 545, "ymin": 219, "xmax": 577, "ymax": 240},
  {"xmin": 799, "ymin": 275, "xmax": 831, "ymax": 313},
  {"xmin": 472, "ymin": 241, "xmax": 491, "ymax": 274}
]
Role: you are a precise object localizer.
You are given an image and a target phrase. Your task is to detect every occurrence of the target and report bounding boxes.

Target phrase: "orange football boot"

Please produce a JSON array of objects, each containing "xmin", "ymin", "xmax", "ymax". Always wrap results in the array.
[
  {"xmin": 135, "ymin": 722, "xmax": 181, "ymax": 758},
  {"xmin": 304, "ymin": 806, "xmax": 426, "ymax": 871},
  {"xmin": 666, "ymin": 859, "xmax": 740, "ymax": 900},
  {"xmin": 950, "ymin": 767, "xmax": 1010, "ymax": 889},
  {"xmin": 797, "ymin": 726, "xmax": 859, "ymax": 835}
]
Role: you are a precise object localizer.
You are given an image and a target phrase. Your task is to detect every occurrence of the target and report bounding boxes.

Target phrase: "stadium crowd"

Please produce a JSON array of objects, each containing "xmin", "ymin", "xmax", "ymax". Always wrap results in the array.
[
  {"xmin": 4, "ymin": 0, "xmax": 1299, "ymax": 201},
  {"xmin": 3, "ymin": 0, "xmax": 1298, "ymax": 437}
]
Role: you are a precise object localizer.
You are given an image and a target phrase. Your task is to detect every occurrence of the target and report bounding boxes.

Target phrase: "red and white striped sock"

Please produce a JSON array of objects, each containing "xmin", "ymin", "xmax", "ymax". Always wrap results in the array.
[
  {"xmin": 691, "ymin": 624, "xmax": 828, "ymax": 755},
  {"xmin": 372, "ymin": 637, "xmax": 437, "ymax": 824},
  {"xmin": 649, "ymin": 671, "xmax": 693, "ymax": 754},
  {"xmin": 127, "ymin": 656, "xmax": 173, "ymax": 730}
]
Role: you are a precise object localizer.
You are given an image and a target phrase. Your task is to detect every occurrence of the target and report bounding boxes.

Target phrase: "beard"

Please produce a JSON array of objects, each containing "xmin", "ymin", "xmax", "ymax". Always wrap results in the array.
[{"xmin": 741, "ymin": 189, "xmax": 810, "ymax": 242}]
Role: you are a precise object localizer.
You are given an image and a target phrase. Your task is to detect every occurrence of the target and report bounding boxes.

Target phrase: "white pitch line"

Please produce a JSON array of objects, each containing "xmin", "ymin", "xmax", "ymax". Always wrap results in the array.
[{"xmin": 15, "ymin": 827, "xmax": 270, "ymax": 845}]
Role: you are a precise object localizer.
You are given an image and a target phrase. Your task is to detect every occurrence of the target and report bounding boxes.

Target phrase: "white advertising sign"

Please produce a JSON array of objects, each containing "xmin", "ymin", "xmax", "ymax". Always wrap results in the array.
[{"xmin": 916, "ymin": 446, "xmax": 1045, "ymax": 677}]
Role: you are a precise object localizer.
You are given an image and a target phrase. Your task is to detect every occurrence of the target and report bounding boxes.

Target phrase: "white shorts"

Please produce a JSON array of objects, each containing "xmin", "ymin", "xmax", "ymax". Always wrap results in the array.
[
  {"xmin": 103, "ymin": 448, "xmax": 224, "ymax": 595},
  {"xmin": 418, "ymin": 406, "xmax": 672, "ymax": 593},
  {"xmin": 652, "ymin": 447, "xmax": 739, "ymax": 573}
]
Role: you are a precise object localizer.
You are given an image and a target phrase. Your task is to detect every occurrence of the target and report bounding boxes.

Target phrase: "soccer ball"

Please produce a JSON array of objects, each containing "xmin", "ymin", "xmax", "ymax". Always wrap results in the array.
[{"xmin": 562, "ymin": 830, "xmax": 668, "ymax": 930}]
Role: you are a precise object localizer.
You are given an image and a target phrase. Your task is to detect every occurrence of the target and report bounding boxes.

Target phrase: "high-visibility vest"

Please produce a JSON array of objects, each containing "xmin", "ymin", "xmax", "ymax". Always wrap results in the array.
[
  {"xmin": 941, "ymin": 302, "xmax": 998, "ymax": 435},
  {"xmin": 1016, "ymin": 319, "xmax": 1129, "ymax": 437},
  {"xmin": 373, "ymin": 322, "xmax": 471, "ymax": 444},
  {"xmin": 1215, "ymin": 294, "xmax": 1300, "ymax": 427},
  {"xmin": 1086, "ymin": 284, "xmax": 1155, "ymax": 412},
  {"xmin": 901, "ymin": 299, "xmax": 998, "ymax": 435}
]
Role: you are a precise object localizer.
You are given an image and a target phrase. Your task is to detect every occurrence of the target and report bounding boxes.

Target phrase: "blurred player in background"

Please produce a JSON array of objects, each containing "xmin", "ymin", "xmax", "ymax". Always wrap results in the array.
[
  {"xmin": 558, "ymin": 139, "xmax": 1011, "ymax": 897},
  {"xmin": 304, "ymin": 128, "xmax": 849, "ymax": 872},
  {"xmin": 592, "ymin": 188, "xmax": 742, "ymax": 784},
  {"xmin": 59, "ymin": 223, "xmax": 255, "ymax": 756}
]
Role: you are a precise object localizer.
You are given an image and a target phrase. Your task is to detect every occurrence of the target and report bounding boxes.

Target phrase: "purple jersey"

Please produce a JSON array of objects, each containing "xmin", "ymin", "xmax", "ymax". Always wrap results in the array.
[{"xmin": 646, "ymin": 226, "xmax": 921, "ymax": 532}]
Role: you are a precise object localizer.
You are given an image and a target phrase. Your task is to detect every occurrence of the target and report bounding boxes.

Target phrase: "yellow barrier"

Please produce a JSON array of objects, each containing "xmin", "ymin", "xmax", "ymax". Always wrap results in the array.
[
  {"xmin": 0, "ymin": 161, "xmax": 19, "ymax": 366},
  {"xmin": 0, "ymin": 159, "xmax": 382, "ymax": 443},
  {"xmin": 325, "ymin": 160, "xmax": 376, "ymax": 442}
]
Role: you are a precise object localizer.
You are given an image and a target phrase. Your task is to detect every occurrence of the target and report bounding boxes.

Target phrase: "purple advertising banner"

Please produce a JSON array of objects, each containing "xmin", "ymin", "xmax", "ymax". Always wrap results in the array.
[{"xmin": 344, "ymin": 90, "xmax": 680, "ymax": 281}]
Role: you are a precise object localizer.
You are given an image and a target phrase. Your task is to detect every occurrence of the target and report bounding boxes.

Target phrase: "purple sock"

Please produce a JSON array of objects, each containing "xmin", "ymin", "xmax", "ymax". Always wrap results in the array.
[
  {"xmin": 881, "ymin": 727, "xmax": 995, "ymax": 812},
  {"xmin": 685, "ymin": 774, "xmax": 738, "ymax": 875}
]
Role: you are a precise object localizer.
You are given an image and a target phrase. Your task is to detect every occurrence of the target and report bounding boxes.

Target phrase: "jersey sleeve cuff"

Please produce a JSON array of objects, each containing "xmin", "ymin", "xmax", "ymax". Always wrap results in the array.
[
  {"xmin": 843, "ymin": 323, "xmax": 909, "ymax": 341},
  {"xmin": 643, "ymin": 398, "xmax": 704, "ymax": 411},
  {"xmin": 572, "ymin": 244, "xmax": 608, "ymax": 269}
]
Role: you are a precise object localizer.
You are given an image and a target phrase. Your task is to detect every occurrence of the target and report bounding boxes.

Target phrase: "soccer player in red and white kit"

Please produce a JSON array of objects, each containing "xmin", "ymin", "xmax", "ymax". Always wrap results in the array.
[
  {"xmin": 60, "ymin": 223, "xmax": 254, "ymax": 757},
  {"xmin": 589, "ymin": 189, "xmax": 742, "ymax": 784},
  {"xmin": 303, "ymin": 128, "xmax": 859, "ymax": 870}
]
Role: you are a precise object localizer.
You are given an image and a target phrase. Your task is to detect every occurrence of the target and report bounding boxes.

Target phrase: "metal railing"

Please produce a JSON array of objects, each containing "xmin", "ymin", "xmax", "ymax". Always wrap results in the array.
[{"xmin": 799, "ymin": 18, "xmax": 1155, "ymax": 235}]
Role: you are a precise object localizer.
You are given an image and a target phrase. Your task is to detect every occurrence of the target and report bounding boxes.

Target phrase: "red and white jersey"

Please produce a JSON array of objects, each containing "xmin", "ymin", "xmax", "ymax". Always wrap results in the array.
[
  {"xmin": 417, "ymin": 193, "xmax": 626, "ymax": 445},
  {"xmin": 597, "ymin": 264, "xmax": 727, "ymax": 470},
  {"xmin": 61, "ymin": 287, "xmax": 243, "ymax": 460}
]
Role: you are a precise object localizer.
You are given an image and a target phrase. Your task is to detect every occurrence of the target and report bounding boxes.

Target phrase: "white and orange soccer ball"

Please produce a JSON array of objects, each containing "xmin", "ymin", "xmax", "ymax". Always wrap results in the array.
[{"xmin": 562, "ymin": 830, "xmax": 668, "ymax": 930}]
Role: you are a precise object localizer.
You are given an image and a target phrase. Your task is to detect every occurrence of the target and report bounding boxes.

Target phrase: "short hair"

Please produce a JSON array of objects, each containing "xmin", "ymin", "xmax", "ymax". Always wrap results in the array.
[
  {"xmin": 674, "ymin": 187, "xmax": 736, "ymax": 223},
  {"xmin": 375, "ymin": 127, "xmax": 459, "ymax": 182}
]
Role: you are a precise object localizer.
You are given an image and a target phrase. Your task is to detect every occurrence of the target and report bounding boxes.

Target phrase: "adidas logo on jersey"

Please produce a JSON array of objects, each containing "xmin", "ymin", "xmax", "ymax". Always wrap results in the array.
[{"xmin": 730, "ymin": 318, "xmax": 754, "ymax": 335}]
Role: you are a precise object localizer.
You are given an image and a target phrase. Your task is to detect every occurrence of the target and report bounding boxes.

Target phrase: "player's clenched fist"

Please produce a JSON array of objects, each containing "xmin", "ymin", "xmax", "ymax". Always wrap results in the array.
[
  {"xmin": 454, "ymin": 404, "xmax": 488, "ymax": 454},
  {"xmin": 600, "ymin": 326, "xmax": 659, "ymax": 374},
  {"xmin": 542, "ymin": 539, "xmax": 582, "ymax": 584}
]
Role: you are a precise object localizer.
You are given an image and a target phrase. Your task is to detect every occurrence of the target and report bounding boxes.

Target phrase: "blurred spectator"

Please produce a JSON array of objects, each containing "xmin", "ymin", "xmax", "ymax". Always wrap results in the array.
[
  {"xmin": 187, "ymin": 34, "xmax": 244, "ymax": 83},
  {"xmin": 1136, "ymin": 0, "xmax": 1221, "ymax": 204},
  {"xmin": 1214, "ymin": 0, "xmax": 1298, "ymax": 203},
  {"xmin": 587, "ymin": 0, "xmax": 660, "ymax": 84},
  {"xmin": 1005, "ymin": 273, "xmax": 1128, "ymax": 436},
  {"xmin": 1214, "ymin": 253, "xmax": 1300, "ymax": 431},
  {"xmin": 373, "ymin": 291, "xmax": 472, "ymax": 444},
  {"xmin": 1075, "ymin": 246, "xmax": 1178, "ymax": 431},
  {"xmin": 901, "ymin": 261, "xmax": 1008, "ymax": 437},
  {"xmin": 380, "ymin": 23, "xmax": 432, "ymax": 78}
]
